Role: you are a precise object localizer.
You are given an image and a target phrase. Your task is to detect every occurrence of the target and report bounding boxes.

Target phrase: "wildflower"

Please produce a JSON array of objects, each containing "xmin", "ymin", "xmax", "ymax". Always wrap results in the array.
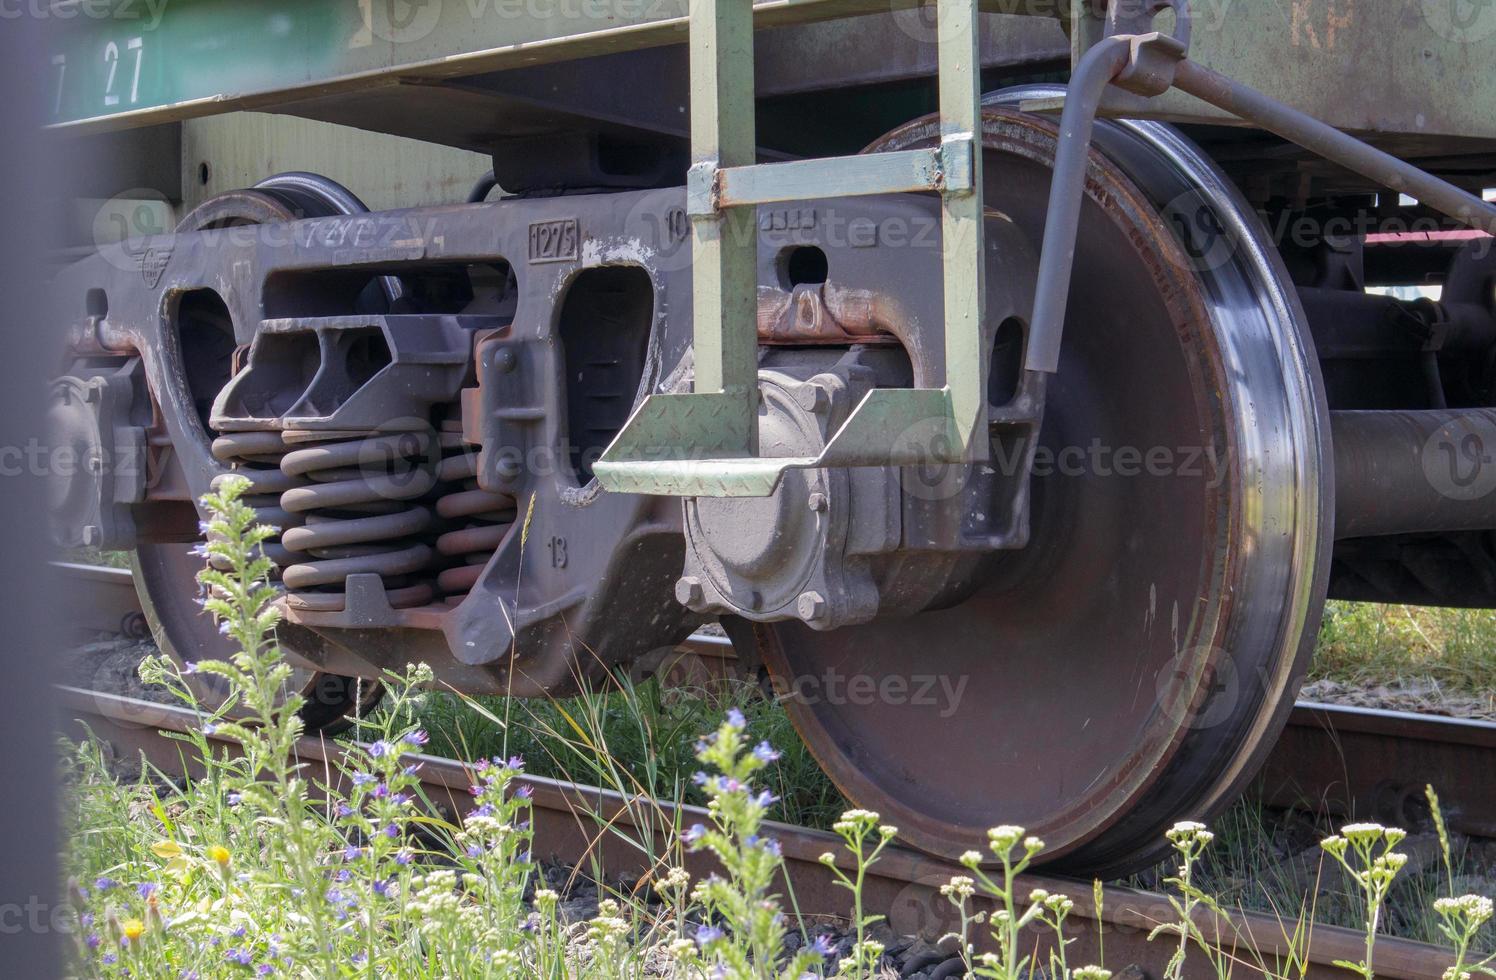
[
  {"xmin": 202, "ymin": 723, "xmax": 217, "ymax": 735},
  {"xmin": 752, "ymin": 741, "xmax": 780, "ymax": 763},
  {"xmin": 368, "ymin": 740, "xmax": 394, "ymax": 758},
  {"xmin": 752, "ymin": 790, "xmax": 778, "ymax": 808},
  {"xmin": 94, "ymin": 877, "xmax": 117, "ymax": 891},
  {"xmin": 207, "ymin": 845, "xmax": 231, "ymax": 867},
  {"xmin": 136, "ymin": 883, "xmax": 157, "ymax": 899},
  {"xmin": 85, "ymin": 933, "xmax": 101, "ymax": 950},
  {"xmin": 1434, "ymin": 894, "xmax": 1494, "ymax": 926},
  {"xmin": 959, "ymin": 850, "xmax": 983, "ymax": 867},
  {"xmin": 182, "ymin": 661, "xmax": 198, "ymax": 674},
  {"xmin": 692, "ymin": 771, "xmax": 708, "ymax": 786},
  {"xmin": 226, "ymin": 792, "xmax": 241, "ymax": 806},
  {"xmin": 402, "ymin": 730, "xmax": 429, "ymax": 746},
  {"xmin": 350, "ymin": 773, "xmax": 375, "ymax": 787},
  {"xmin": 257, "ymin": 966, "xmax": 274, "ymax": 976},
  {"xmin": 695, "ymin": 924, "xmax": 724, "ymax": 947},
  {"xmin": 395, "ymin": 849, "xmax": 413, "ymax": 866},
  {"xmin": 120, "ymin": 918, "xmax": 145, "ymax": 943},
  {"xmin": 987, "ymin": 824, "xmax": 1025, "ymax": 850},
  {"xmin": 940, "ymin": 876, "xmax": 975, "ymax": 900},
  {"xmin": 725, "ymin": 707, "xmax": 746, "ymax": 729},
  {"xmin": 343, "ymin": 845, "xmax": 363, "ymax": 861},
  {"xmin": 514, "ymin": 785, "xmax": 533, "ymax": 799},
  {"xmin": 225, "ymin": 948, "xmax": 252, "ymax": 966},
  {"xmin": 506, "ymin": 755, "xmax": 525, "ymax": 770},
  {"xmin": 811, "ymin": 933, "xmax": 836, "ymax": 957},
  {"xmin": 683, "ymin": 823, "xmax": 707, "ymax": 844}
]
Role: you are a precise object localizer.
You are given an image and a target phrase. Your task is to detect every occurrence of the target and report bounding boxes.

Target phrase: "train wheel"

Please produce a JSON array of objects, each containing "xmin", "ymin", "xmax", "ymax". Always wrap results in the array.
[
  {"xmin": 749, "ymin": 90, "xmax": 1332, "ymax": 876},
  {"xmin": 133, "ymin": 544, "xmax": 382, "ymax": 733}
]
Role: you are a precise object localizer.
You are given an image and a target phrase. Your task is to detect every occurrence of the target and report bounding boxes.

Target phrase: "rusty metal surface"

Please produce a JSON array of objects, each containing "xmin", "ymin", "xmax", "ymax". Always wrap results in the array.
[
  {"xmin": 1261, "ymin": 702, "xmax": 1496, "ymax": 840},
  {"xmin": 57, "ymin": 683, "xmax": 1459, "ymax": 980}
]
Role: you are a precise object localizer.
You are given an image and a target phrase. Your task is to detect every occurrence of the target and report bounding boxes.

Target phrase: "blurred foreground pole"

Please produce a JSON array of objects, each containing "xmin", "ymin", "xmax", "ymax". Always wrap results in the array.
[{"xmin": 0, "ymin": 12, "xmax": 60, "ymax": 979}]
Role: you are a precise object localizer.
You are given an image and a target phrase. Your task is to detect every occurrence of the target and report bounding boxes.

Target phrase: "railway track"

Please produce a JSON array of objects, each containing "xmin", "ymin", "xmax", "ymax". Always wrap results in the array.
[
  {"xmin": 54, "ymin": 561, "xmax": 1496, "ymax": 844},
  {"xmin": 53, "ymin": 561, "xmax": 1491, "ymax": 977},
  {"xmin": 59, "ymin": 683, "xmax": 1459, "ymax": 980}
]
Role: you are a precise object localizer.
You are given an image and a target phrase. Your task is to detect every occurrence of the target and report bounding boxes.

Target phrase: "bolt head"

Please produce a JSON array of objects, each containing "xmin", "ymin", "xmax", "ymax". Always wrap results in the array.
[
  {"xmin": 796, "ymin": 384, "xmax": 829, "ymax": 413},
  {"xmin": 807, "ymin": 491, "xmax": 828, "ymax": 513},
  {"xmin": 796, "ymin": 590, "xmax": 827, "ymax": 622},
  {"xmin": 493, "ymin": 348, "xmax": 518, "ymax": 373},
  {"xmin": 675, "ymin": 576, "xmax": 705, "ymax": 608}
]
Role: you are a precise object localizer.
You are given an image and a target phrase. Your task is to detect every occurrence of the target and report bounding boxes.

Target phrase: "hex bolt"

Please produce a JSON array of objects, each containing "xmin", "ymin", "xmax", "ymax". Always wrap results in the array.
[
  {"xmin": 82, "ymin": 525, "xmax": 102, "ymax": 547},
  {"xmin": 796, "ymin": 384, "xmax": 829, "ymax": 414},
  {"xmin": 675, "ymin": 576, "xmax": 705, "ymax": 609},
  {"xmin": 797, "ymin": 591, "xmax": 827, "ymax": 623},
  {"xmin": 807, "ymin": 491, "xmax": 828, "ymax": 513}
]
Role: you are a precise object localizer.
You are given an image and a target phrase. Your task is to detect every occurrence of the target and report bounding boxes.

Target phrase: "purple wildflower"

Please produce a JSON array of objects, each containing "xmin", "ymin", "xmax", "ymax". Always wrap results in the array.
[
  {"xmin": 726, "ymin": 708, "xmax": 746, "ymax": 728},
  {"xmin": 225, "ymin": 948, "xmax": 252, "ymax": 966},
  {"xmin": 368, "ymin": 740, "xmax": 393, "ymax": 759},
  {"xmin": 695, "ymin": 924, "xmax": 724, "ymax": 947},
  {"xmin": 402, "ymin": 730, "xmax": 428, "ymax": 746},
  {"xmin": 136, "ymin": 882, "xmax": 156, "ymax": 899},
  {"xmin": 683, "ymin": 823, "xmax": 707, "ymax": 844},
  {"xmin": 94, "ymin": 877, "xmax": 116, "ymax": 891},
  {"xmin": 811, "ymin": 934, "xmax": 836, "ymax": 956},
  {"xmin": 752, "ymin": 741, "xmax": 780, "ymax": 763}
]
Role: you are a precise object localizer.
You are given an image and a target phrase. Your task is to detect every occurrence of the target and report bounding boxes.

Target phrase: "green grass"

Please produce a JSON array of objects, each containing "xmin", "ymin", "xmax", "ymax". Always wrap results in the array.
[
  {"xmin": 405, "ymin": 674, "xmax": 848, "ymax": 832},
  {"xmin": 1312, "ymin": 601, "xmax": 1496, "ymax": 699}
]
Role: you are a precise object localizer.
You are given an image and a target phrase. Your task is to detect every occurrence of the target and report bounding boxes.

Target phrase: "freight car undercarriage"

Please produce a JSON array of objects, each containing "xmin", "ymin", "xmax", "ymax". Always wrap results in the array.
[{"xmin": 47, "ymin": 1, "xmax": 1496, "ymax": 874}]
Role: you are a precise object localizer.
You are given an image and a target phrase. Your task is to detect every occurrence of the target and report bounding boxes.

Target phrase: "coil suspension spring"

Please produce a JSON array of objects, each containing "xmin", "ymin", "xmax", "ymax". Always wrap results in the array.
[
  {"xmin": 433, "ymin": 418, "xmax": 516, "ymax": 597},
  {"xmin": 278, "ymin": 429, "xmax": 438, "ymax": 611},
  {"xmin": 209, "ymin": 430, "xmax": 302, "ymax": 569}
]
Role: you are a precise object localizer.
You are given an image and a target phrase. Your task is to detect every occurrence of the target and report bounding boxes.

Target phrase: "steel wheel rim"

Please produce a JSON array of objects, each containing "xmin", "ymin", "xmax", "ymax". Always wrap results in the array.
[{"xmin": 754, "ymin": 93, "xmax": 1331, "ymax": 876}]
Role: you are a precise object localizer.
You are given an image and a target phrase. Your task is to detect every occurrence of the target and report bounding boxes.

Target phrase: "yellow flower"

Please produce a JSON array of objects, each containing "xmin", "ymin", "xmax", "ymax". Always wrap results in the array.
[
  {"xmin": 207, "ymin": 845, "xmax": 231, "ymax": 867},
  {"xmin": 121, "ymin": 918, "xmax": 145, "ymax": 942}
]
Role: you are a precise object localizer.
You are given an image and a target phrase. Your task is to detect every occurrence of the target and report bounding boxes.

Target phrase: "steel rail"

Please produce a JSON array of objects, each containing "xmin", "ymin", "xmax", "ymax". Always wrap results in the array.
[
  {"xmin": 57, "ymin": 683, "xmax": 1458, "ymax": 980},
  {"xmin": 55, "ymin": 560, "xmax": 1496, "ymax": 841}
]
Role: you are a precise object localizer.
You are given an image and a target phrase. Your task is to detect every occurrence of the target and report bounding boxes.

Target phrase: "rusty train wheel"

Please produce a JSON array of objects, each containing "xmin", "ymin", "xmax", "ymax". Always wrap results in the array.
[
  {"xmin": 133, "ymin": 183, "xmax": 386, "ymax": 734},
  {"xmin": 751, "ymin": 92, "xmax": 1332, "ymax": 876}
]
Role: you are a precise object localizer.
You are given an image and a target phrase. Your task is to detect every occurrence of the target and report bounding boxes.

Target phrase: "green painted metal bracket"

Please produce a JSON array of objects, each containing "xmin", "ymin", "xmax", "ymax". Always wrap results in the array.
[{"xmin": 595, "ymin": 0, "xmax": 986, "ymax": 498}]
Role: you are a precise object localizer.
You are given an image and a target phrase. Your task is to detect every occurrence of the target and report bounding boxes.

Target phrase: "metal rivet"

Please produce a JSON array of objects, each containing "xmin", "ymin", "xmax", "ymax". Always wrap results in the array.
[
  {"xmin": 807, "ymin": 491, "xmax": 828, "ymax": 512},
  {"xmin": 493, "ymin": 348, "xmax": 518, "ymax": 373}
]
